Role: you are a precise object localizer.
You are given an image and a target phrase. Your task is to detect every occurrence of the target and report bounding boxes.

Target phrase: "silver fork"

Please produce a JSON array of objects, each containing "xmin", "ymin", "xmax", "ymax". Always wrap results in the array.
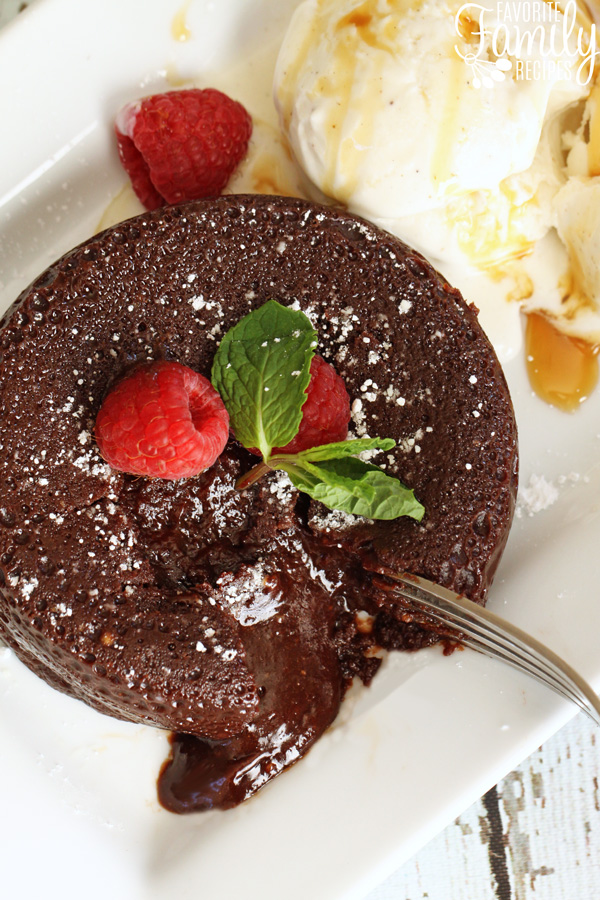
[{"xmin": 375, "ymin": 571, "xmax": 600, "ymax": 726}]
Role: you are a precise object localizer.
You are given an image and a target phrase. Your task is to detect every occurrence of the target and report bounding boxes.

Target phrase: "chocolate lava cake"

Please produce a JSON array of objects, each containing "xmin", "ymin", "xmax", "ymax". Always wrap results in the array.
[{"xmin": 0, "ymin": 195, "xmax": 518, "ymax": 810}]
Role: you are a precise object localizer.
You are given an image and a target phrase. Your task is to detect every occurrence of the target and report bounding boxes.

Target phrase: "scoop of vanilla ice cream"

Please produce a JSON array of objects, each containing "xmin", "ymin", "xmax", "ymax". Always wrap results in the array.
[
  {"xmin": 554, "ymin": 176, "xmax": 600, "ymax": 311},
  {"xmin": 274, "ymin": 0, "xmax": 587, "ymax": 266}
]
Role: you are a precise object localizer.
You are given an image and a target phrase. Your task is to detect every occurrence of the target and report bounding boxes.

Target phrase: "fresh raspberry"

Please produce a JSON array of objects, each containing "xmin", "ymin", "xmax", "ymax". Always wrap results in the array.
[
  {"xmin": 253, "ymin": 355, "xmax": 350, "ymax": 457},
  {"xmin": 95, "ymin": 361, "xmax": 229, "ymax": 479},
  {"xmin": 115, "ymin": 88, "xmax": 252, "ymax": 210}
]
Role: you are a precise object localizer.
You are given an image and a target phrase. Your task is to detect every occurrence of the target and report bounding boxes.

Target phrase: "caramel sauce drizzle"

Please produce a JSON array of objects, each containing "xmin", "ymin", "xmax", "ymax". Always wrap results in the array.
[
  {"xmin": 456, "ymin": 10, "xmax": 481, "ymax": 42},
  {"xmin": 525, "ymin": 311, "xmax": 599, "ymax": 411},
  {"xmin": 171, "ymin": 0, "xmax": 192, "ymax": 43},
  {"xmin": 587, "ymin": 83, "xmax": 600, "ymax": 175}
]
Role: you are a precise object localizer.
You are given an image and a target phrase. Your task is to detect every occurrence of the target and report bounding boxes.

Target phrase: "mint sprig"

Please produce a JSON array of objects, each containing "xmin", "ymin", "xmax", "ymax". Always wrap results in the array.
[
  {"xmin": 212, "ymin": 301, "xmax": 424, "ymax": 523},
  {"xmin": 280, "ymin": 457, "xmax": 425, "ymax": 521}
]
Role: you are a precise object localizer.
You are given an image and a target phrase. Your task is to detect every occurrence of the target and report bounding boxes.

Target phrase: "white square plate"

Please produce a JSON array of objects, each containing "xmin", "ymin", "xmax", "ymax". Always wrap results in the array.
[{"xmin": 1, "ymin": 2, "xmax": 599, "ymax": 898}]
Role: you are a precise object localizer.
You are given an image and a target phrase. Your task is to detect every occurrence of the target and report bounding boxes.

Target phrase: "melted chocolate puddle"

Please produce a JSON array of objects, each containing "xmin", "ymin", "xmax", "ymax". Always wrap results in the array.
[
  {"xmin": 159, "ymin": 724, "xmax": 324, "ymax": 813},
  {"xmin": 159, "ymin": 733, "xmax": 263, "ymax": 812}
]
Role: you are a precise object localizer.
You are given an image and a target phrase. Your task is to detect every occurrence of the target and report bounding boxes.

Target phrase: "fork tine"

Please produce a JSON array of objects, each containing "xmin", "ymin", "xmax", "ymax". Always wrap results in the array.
[{"xmin": 379, "ymin": 571, "xmax": 600, "ymax": 727}]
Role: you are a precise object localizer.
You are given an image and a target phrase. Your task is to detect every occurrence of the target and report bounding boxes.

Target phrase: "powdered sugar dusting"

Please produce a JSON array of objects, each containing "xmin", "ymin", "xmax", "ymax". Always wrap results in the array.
[
  {"xmin": 72, "ymin": 449, "xmax": 115, "ymax": 480},
  {"xmin": 217, "ymin": 561, "xmax": 283, "ymax": 626},
  {"xmin": 516, "ymin": 474, "xmax": 559, "ymax": 517},
  {"xmin": 516, "ymin": 472, "xmax": 590, "ymax": 518},
  {"xmin": 268, "ymin": 469, "xmax": 294, "ymax": 503},
  {"xmin": 351, "ymin": 398, "xmax": 368, "ymax": 437},
  {"xmin": 310, "ymin": 508, "xmax": 371, "ymax": 533},
  {"xmin": 19, "ymin": 576, "xmax": 38, "ymax": 600}
]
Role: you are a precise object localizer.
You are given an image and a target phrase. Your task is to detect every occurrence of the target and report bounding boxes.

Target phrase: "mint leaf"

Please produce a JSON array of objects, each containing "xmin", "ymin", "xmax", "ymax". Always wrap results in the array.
[
  {"xmin": 211, "ymin": 300, "xmax": 317, "ymax": 458},
  {"xmin": 279, "ymin": 457, "xmax": 425, "ymax": 521},
  {"xmin": 282, "ymin": 437, "xmax": 396, "ymax": 464}
]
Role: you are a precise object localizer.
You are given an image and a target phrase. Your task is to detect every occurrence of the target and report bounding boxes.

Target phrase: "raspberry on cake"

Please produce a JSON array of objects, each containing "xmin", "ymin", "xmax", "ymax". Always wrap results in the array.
[
  {"xmin": 272, "ymin": 354, "xmax": 350, "ymax": 455},
  {"xmin": 246, "ymin": 354, "xmax": 351, "ymax": 456},
  {"xmin": 115, "ymin": 88, "xmax": 253, "ymax": 209},
  {"xmin": 95, "ymin": 361, "xmax": 229, "ymax": 479},
  {"xmin": 0, "ymin": 195, "xmax": 518, "ymax": 811}
]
